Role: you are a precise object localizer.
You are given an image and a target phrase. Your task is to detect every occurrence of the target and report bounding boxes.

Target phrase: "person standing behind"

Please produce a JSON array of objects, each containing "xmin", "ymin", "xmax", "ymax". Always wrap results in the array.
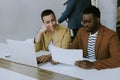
[
  {"xmin": 58, "ymin": 0, "xmax": 92, "ymax": 40},
  {"xmin": 34, "ymin": 9, "xmax": 71, "ymax": 64},
  {"xmin": 117, "ymin": 7, "xmax": 120, "ymax": 39},
  {"xmin": 68, "ymin": 6, "xmax": 120, "ymax": 70}
]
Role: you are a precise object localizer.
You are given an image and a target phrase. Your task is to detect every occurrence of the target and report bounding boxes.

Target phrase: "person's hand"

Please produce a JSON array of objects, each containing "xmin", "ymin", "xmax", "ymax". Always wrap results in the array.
[
  {"xmin": 37, "ymin": 54, "xmax": 51, "ymax": 63},
  {"xmin": 75, "ymin": 60, "xmax": 95, "ymax": 69},
  {"xmin": 50, "ymin": 59, "xmax": 59, "ymax": 65},
  {"xmin": 35, "ymin": 25, "xmax": 46, "ymax": 43},
  {"xmin": 38, "ymin": 25, "xmax": 46, "ymax": 33}
]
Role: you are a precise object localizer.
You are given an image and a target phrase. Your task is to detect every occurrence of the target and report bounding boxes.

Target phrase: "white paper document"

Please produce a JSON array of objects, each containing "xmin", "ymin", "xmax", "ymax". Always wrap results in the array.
[
  {"xmin": 36, "ymin": 51, "xmax": 50, "ymax": 57},
  {"xmin": 0, "ymin": 43, "xmax": 10, "ymax": 59},
  {"xmin": 0, "ymin": 68, "xmax": 37, "ymax": 80},
  {"xmin": 48, "ymin": 43, "xmax": 83, "ymax": 65}
]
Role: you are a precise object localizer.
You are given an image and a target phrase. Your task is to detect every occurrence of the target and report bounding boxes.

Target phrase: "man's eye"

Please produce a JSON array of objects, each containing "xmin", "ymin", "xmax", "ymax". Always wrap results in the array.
[
  {"xmin": 45, "ymin": 22, "xmax": 49, "ymax": 24},
  {"xmin": 87, "ymin": 20, "xmax": 91, "ymax": 23}
]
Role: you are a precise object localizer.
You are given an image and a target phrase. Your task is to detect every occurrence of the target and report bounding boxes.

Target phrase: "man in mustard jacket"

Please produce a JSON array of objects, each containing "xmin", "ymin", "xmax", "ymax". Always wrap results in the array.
[
  {"xmin": 69, "ymin": 6, "xmax": 120, "ymax": 70},
  {"xmin": 34, "ymin": 9, "xmax": 71, "ymax": 64}
]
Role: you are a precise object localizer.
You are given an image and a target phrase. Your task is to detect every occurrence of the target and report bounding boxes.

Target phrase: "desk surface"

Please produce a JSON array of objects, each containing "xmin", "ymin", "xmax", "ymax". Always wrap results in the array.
[
  {"xmin": 0, "ymin": 58, "xmax": 82, "ymax": 80},
  {"xmin": 1, "ymin": 58, "xmax": 120, "ymax": 80}
]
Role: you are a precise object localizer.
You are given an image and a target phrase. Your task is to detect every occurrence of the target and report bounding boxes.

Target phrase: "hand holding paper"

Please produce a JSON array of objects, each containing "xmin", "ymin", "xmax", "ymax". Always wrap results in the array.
[{"xmin": 48, "ymin": 42, "xmax": 83, "ymax": 65}]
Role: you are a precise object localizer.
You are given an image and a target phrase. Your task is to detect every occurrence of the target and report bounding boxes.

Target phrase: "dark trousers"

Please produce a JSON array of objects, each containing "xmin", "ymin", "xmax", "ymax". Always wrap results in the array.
[{"xmin": 117, "ymin": 27, "xmax": 120, "ymax": 40}]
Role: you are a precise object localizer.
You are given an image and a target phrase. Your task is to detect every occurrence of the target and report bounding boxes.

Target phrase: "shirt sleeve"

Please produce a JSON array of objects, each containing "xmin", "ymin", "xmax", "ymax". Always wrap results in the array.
[{"xmin": 58, "ymin": 0, "xmax": 76, "ymax": 23}]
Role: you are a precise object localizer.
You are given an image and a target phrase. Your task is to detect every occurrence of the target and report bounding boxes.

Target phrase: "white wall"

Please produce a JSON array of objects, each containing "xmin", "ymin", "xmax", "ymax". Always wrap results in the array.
[
  {"xmin": 97, "ymin": 0, "xmax": 117, "ymax": 31},
  {"xmin": 0, "ymin": 0, "xmax": 117, "ymax": 42},
  {"xmin": 0, "ymin": 0, "xmax": 66, "ymax": 42}
]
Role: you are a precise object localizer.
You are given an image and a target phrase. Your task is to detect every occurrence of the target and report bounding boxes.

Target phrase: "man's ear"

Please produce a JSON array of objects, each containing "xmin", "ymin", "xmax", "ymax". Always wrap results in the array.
[{"xmin": 97, "ymin": 18, "xmax": 100, "ymax": 24}]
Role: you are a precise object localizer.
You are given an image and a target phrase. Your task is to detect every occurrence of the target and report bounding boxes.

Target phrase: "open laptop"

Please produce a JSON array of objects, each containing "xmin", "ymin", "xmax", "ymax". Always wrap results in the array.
[{"xmin": 7, "ymin": 39, "xmax": 49, "ymax": 67}]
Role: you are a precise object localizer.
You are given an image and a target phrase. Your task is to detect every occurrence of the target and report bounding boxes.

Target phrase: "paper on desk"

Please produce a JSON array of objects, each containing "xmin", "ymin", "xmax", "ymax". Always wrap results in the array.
[
  {"xmin": 48, "ymin": 43, "xmax": 83, "ymax": 65},
  {"xmin": 0, "ymin": 43, "xmax": 10, "ymax": 59}
]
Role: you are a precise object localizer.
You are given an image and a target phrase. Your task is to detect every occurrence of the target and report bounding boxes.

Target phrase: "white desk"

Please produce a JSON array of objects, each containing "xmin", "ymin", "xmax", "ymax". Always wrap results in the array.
[
  {"xmin": 0, "ymin": 58, "xmax": 81, "ymax": 80},
  {"xmin": 0, "ymin": 42, "xmax": 120, "ymax": 80},
  {"xmin": 40, "ymin": 63, "xmax": 120, "ymax": 80},
  {"xmin": 0, "ymin": 67, "xmax": 37, "ymax": 80}
]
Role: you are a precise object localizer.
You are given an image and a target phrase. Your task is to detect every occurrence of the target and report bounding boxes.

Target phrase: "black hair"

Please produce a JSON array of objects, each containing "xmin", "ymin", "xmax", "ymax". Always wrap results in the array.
[
  {"xmin": 41, "ymin": 9, "xmax": 56, "ymax": 22},
  {"xmin": 83, "ymin": 6, "xmax": 100, "ymax": 18}
]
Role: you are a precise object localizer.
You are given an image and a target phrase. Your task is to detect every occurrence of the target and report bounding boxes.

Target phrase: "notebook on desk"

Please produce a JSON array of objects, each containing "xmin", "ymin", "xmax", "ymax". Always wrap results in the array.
[{"xmin": 7, "ymin": 39, "xmax": 49, "ymax": 67}]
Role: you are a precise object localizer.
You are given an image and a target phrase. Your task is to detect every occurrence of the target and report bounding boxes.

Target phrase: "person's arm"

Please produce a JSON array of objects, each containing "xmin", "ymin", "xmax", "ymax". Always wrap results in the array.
[
  {"xmin": 34, "ymin": 25, "xmax": 46, "ymax": 52},
  {"xmin": 68, "ymin": 29, "xmax": 81, "ymax": 49},
  {"xmin": 61, "ymin": 28, "xmax": 71, "ymax": 48},
  {"xmin": 49, "ymin": 27, "xmax": 71, "ymax": 65},
  {"xmin": 75, "ymin": 34, "xmax": 120, "ymax": 70},
  {"xmin": 37, "ymin": 54, "xmax": 51, "ymax": 63},
  {"xmin": 58, "ymin": 0, "xmax": 76, "ymax": 23},
  {"xmin": 34, "ymin": 25, "xmax": 46, "ymax": 43},
  {"xmin": 93, "ymin": 34, "xmax": 120, "ymax": 70},
  {"xmin": 75, "ymin": 60, "xmax": 95, "ymax": 69}
]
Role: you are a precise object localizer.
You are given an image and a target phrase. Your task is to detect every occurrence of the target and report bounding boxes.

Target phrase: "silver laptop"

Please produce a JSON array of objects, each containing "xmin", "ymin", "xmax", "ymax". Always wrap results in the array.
[{"xmin": 7, "ymin": 39, "xmax": 49, "ymax": 67}]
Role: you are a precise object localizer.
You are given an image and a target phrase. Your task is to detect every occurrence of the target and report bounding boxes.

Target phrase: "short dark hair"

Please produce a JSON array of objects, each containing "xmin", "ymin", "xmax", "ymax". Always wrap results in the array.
[
  {"xmin": 83, "ymin": 6, "xmax": 100, "ymax": 18},
  {"xmin": 41, "ymin": 9, "xmax": 56, "ymax": 22}
]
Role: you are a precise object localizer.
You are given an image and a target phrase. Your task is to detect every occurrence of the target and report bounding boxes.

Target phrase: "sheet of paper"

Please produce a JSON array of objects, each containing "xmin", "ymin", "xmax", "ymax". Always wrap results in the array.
[
  {"xmin": 0, "ymin": 43, "xmax": 10, "ymax": 59},
  {"xmin": 36, "ymin": 51, "xmax": 50, "ymax": 57},
  {"xmin": 0, "ymin": 68, "xmax": 37, "ymax": 80},
  {"xmin": 48, "ymin": 43, "xmax": 83, "ymax": 65},
  {"xmin": 7, "ymin": 39, "xmax": 39, "ymax": 67}
]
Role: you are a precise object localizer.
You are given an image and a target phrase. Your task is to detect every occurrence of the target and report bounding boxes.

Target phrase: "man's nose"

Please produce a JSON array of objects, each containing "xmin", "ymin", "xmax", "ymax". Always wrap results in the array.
[
  {"xmin": 83, "ymin": 23, "xmax": 89, "ymax": 26},
  {"xmin": 49, "ymin": 22, "xmax": 53, "ymax": 26}
]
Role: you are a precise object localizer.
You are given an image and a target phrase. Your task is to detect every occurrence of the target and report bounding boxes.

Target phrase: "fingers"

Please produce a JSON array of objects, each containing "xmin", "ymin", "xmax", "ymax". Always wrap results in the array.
[
  {"xmin": 50, "ymin": 59, "xmax": 59, "ymax": 65},
  {"xmin": 75, "ymin": 61, "xmax": 85, "ymax": 67},
  {"xmin": 75, "ymin": 60, "xmax": 94, "ymax": 69},
  {"xmin": 37, "ymin": 55, "xmax": 51, "ymax": 63},
  {"xmin": 40, "ymin": 56, "xmax": 47, "ymax": 63},
  {"xmin": 75, "ymin": 61, "xmax": 80, "ymax": 66},
  {"xmin": 75, "ymin": 60, "xmax": 87, "ymax": 68},
  {"xmin": 37, "ymin": 55, "xmax": 59, "ymax": 65},
  {"xmin": 39, "ymin": 25, "xmax": 46, "ymax": 33}
]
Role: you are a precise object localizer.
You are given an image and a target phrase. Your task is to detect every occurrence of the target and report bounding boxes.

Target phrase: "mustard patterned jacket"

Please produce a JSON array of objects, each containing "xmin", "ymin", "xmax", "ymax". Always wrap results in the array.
[{"xmin": 34, "ymin": 24, "xmax": 71, "ymax": 52}]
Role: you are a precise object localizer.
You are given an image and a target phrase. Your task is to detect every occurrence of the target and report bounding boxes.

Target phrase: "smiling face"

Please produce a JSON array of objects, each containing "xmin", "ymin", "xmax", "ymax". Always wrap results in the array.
[
  {"xmin": 42, "ymin": 13, "xmax": 57, "ymax": 32},
  {"xmin": 82, "ymin": 13, "xmax": 100, "ymax": 34}
]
